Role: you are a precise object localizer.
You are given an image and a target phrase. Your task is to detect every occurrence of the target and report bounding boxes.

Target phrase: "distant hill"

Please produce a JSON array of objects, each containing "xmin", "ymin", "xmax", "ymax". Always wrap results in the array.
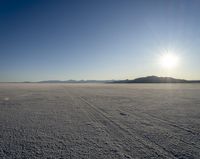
[
  {"xmin": 113, "ymin": 76, "xmax": 200, "ymax": 83},
  {"xmin": 38, "ymin": 80, "xmax": 114, "ymax": 83}
]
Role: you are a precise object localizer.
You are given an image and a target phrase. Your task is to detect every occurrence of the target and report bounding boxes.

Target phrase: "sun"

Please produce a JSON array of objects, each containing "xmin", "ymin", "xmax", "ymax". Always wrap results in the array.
[{"xmin": 159, "ymin": 53, "xmax": 179, "ymax": 69}]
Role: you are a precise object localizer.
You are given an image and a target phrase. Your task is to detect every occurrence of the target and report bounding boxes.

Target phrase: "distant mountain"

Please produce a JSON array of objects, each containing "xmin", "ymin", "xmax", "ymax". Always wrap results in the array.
[
  {"xmin": 20, "ymin": 76, "xmax": 200, "ymax": 83},
  {"xmin": 39, "ymin": 80, "xmax": 65, "ymax": 83},
  {"xmin": 113, "ymin": 76, "xmax": 200, "ymax": 83},
  {"xmin": 38, "ymin": 80, "xmax": 114, "ymax": 83}
]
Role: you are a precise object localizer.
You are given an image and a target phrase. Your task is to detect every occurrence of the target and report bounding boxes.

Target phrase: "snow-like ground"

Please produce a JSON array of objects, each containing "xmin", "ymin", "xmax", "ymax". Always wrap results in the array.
[{"xmin": 0, "ymin": 83, "xmax": 200, "ymax": 159}]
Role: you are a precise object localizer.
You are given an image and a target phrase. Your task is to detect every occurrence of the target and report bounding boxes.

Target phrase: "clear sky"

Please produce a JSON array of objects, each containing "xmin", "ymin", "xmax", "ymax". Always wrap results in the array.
[{"xmin": 0, "ymin": 0, "xmax": 200, "ymax": 82}]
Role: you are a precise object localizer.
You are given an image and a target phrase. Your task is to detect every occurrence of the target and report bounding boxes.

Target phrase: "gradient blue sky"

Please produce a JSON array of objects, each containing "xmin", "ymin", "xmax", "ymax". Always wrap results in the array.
[{"xmin": 0, "ymin": 0, "xmax": 200, "ymax": 82}]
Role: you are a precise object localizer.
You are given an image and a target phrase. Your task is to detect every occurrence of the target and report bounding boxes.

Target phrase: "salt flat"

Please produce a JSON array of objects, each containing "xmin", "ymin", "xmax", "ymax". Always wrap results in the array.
[{"xmin": 0, "ymin": 83, "xmax": 200, "ymax": 159}]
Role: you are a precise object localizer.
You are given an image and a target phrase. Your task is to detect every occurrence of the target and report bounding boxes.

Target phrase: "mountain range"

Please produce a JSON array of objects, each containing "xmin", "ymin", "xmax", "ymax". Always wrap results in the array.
[
  {"xmin": 34, "ymin": 76, "xmax": 200, "ymax": 83},
  {"xmin": 113, "ymin": 76, "xmax": 200, "ymax": 83}
]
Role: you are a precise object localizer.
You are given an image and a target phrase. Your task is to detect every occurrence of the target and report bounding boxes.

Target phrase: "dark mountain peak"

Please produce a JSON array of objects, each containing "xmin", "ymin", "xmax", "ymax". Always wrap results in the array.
[
  {"xmin": 114, "ymin": 76, "xmax": 191, "ymax": 83},
  {"xmin": 133, "ymin": 76, "xmax": 187, "ymax": 83}
]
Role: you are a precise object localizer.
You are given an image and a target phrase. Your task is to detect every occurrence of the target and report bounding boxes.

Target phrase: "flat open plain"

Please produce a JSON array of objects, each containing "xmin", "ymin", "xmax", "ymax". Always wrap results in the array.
[{"xmin": 0, "ymin": 83, "xmax": 200, "ymax": 159}]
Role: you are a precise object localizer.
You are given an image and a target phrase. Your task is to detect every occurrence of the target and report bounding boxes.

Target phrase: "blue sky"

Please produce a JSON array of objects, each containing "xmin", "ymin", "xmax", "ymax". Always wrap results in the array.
[{"xmin": 0, "ymin": 0, "xmax": 200, "ymax": 82}]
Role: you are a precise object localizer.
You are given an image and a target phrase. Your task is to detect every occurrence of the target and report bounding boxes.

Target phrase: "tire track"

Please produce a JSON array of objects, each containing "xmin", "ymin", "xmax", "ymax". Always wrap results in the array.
[
  {"xmin": 116, "ymin": 108, "xmax": 200, "ymax": 150},
  {"xmin": 79, "ymin": 95, "xmax": 200, "ymax": 158},
  {"xmin": 68, "ymin": 90, "xmax": 177, "ymax": 159},
  {"xmin": 82, "ymin": 94, "xmax": 200, "ymax": 149},
  {"xmin": 113, "ymin": 100, "xmax": 200, "ymax": 150},
  {"xmin": 83, "ymin": 93, "xmax": 199, "ymax": 136},
  {"xmin": 66, "ymin": 91, "xmax": 133, "ymax": 159},
  {"xmin": 124, "ymin": 108, "xmax": 200, "ymax": 148},
  {"xmin": 130, "ymin": 106, "xmax": 198, "ymax": 136},
  {"xmin": 64, "ymin": 86, "xmax": 200, "ymax": 158}
]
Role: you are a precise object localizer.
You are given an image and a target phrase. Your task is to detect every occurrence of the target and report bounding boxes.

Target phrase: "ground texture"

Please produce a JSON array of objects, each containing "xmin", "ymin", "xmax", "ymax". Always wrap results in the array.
[{"xmin": 0, "ymin": 83, "xmax": 200, "ymax": 159}]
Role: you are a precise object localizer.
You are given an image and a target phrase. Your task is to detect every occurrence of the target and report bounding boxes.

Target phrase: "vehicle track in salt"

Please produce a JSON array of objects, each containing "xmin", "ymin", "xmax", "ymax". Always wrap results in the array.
[
  {"xmin": 67, "ymin": 90, "xmax": 178, "ymax": 159},
  {"xmin": 116, "ymin": 107, "xmax": 200, "ymax": 151},
  {"xmin": 72, "ymin": 90, "xmax": 200, "ymax": 149},
  {"xmin": 128, "ymin": 105, "xmax": 199, "ymax": 136},
  {"xmin": 74, "ymin": 90, "xmax": 199, "ymax": 137},
  {"xmin": 79, "ymin": 95, "xmax": 200, "ymax": 156},
  {"xmin": 66, "ymin": 91, "xmax": 133, "ymax": 159},
  {"xmin": 80, "ymin": 93, "xmax": 200, "ymax": 143},
  {"xmin": 78, "ymin": 95, "xmax": 200, "ymax": 158},
  {"xmin": 106, "ymin": 100, "xmax": 200, "ymax": 147},
  {"xmin": 126, "ymin": 108, "xmax": 200, "ymax": 147},
  {"xmin": 87, "ymin": 93, "xmax": 199, "ymax": 137}
]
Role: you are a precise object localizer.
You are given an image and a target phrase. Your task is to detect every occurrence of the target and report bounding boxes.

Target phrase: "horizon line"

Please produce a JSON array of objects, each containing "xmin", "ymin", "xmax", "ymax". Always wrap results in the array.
[{"xmin": 1, "ymin": 75, "xmax": 200, "ymax": 83}]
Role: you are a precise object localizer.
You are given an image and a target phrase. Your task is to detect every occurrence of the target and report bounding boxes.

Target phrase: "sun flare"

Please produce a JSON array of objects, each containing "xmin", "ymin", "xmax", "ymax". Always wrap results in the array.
[{"xmin": 160, "ymin": 53, "xmax": 179, "ymax": 69}]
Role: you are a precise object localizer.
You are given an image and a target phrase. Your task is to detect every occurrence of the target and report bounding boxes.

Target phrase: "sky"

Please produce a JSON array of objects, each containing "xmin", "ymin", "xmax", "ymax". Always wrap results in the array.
[{"xmin": 0, "ymin": 0, "xmax": 200, "ymax": 82}]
